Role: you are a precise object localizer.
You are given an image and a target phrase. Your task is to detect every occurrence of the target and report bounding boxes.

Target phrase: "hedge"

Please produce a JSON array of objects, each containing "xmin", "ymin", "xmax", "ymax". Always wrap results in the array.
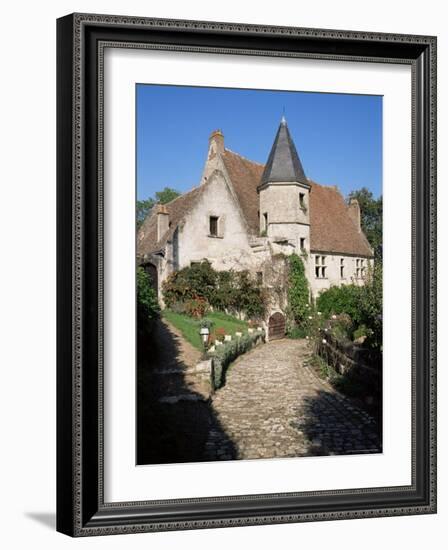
[{"xmin": 209, "ymin": 329, "xmax": 265, "ymax": 389}]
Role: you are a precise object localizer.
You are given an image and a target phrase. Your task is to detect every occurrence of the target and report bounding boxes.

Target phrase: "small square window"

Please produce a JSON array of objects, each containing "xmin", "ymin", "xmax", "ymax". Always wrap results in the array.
[{"xmin": 209, "ymin": 216, "xmax": 219, "ymax": 236}]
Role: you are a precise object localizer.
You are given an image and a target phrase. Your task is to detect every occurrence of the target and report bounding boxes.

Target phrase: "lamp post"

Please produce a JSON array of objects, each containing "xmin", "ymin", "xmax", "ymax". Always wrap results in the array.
[{"xmin": 199, "ymin": 326, "xmax": 210, "ymax": 352}]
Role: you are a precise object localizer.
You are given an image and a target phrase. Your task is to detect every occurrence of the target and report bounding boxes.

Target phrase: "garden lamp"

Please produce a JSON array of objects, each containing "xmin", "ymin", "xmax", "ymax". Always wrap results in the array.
[{"xmin": 200, "ymin": 326, "xmax": 210, "ymax": 348}]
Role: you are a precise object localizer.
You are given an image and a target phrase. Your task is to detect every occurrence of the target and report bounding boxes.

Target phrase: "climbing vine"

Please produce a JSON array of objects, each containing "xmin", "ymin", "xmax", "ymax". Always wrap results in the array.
[{"xmin": 287, "ymin": 254, "xmax": 310, "ymax": 325}]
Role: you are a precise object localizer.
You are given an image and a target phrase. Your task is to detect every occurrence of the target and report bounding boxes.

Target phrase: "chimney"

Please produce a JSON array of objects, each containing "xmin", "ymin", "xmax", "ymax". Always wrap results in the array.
[
  {"xmin": 348, "ymin": 198, "xmax": 361, "ymax": 231},
  {"xmin": 201, "ymin": 129, "xmax": 225, "ymax": 185},
  {"xmin": 156, "ymin": 204, "xmax": 169, "ymax": 241},
  {"xmin": 208, "ymin": 129, "xmax": 224, "ymax": 158}
]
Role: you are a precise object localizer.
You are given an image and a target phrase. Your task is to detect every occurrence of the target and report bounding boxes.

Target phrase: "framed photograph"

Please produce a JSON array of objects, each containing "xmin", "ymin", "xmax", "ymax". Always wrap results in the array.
[{"xmin": 57, "ymin": 13, "xmax": 437, "ymax": 536}]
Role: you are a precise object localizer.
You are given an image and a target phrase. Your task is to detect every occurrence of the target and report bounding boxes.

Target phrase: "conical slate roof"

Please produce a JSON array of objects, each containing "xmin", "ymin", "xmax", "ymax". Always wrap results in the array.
[{"xmin": 260, "ymin": 117, "xmax": 308, "ymax": 186}]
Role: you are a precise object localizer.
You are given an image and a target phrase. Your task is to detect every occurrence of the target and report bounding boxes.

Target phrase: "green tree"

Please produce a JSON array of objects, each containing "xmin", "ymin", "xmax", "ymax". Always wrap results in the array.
[
  {"xmin": 137, "ymin": 267, "xmax": 160, "ymax": 323},
  {"xmin": 287, "ymin": 254, "xmax": 310, "ymax": 324},
  {"xmin": 136, "ymin": 187, "xmax": 181, "ymax": 229},
  {"xmin": 136, "ymin": 198, "xmax": 155, "ymax": 229},
  {"xmin": 154, "ymin": 187, "xmax": 181, "ymax": 204},
  {"xmin": 347, "ymin": 187, "xmax": 383, "ymax": 259}
]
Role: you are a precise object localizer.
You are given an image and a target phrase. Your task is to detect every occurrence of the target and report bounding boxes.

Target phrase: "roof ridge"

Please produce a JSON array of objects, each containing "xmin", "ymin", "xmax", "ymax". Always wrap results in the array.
[
  {"xmin": 162, "ymin": 184, "xmax": 201, "ymax": 207},
  {"xmin": 223, "ymin": 148, "xmax": 265, "ymax": 167}
]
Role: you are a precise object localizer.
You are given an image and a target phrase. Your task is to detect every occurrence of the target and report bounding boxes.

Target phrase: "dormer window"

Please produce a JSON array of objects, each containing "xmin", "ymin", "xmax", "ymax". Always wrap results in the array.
[{"xmin": 209, "ymin": 216, "xmax": 219, "ymax": 237}]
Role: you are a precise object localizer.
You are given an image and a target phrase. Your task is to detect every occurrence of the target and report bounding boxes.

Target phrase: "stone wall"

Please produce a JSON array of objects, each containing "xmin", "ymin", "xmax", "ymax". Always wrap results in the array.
[
  {"xmin": 315, "ymin": 329, "xmax": 382, "ymax": 402},
  {"xmin": 307, "ymin": 253, "xmax": 372, "ymax": 296}
]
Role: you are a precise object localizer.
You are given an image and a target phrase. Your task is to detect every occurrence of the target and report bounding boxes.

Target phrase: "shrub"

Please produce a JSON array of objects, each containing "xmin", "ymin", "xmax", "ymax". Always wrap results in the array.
[
  {"xmin": 210, "ymin": 329, "xmax": 265, "ymax": 388},
  {"xmin": 210, "ymin": 327, "xmax": 227, "ymax": 342},
  {"xmin": 316, "ymin": 263, "xmax": 382, "ymax": 350},
  {"xmin": 184, "ymin": 296, "xmax": 209, "ymax": 318},
  {"xmin": 212, "ymin": 270, "xmax": 237, "ymax": 311},
  {"xmin": 233, "ymin": 270, "xmax": 266, "ymax": 320},
  {"xmin": 169, "ymin": 301, "xmax": 187, "ymax": 315},
  {"xmin": 162, "ymin": 261, "xmax": 216, "ymax": 307},
  {"xmin": 355, "ymin": 263, "xmax": 382, "ymax": 349},
  {"xmin": 287, "ymin": 254, "xmax": 310, "ymax": 324},
  {"xmin": 287, "ymin": 326, "xmax": 308, "ymax": 339},
  {"xmin": 316, "ymin": 284, "xmax": 361, "ymax": 321},
  {"xmin": 352, "ymin": 324, "xmax": 372, "ymax": 342},
  {"xmin": 162, "ymin": 263, "xmax": 265, "ymax": 320},
  {"xmin": 137, "ymin": 267, "xmax": 160, "ymax": 334}
]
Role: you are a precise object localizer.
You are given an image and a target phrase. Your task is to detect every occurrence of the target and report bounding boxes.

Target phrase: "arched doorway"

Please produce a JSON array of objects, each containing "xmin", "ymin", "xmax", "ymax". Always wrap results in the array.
[{"xmin": 268, "ymin": 312, "xmax": 286, "ymax": 340}]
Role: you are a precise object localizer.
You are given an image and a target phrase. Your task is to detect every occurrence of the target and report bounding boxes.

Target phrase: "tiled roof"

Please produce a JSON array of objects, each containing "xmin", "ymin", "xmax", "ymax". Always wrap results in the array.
[
  {"xmin": 137, "ymin": 186, "xmax": 204, "ymax": 257},
  {"xmin": 221, "ymin": 149, "xmax": 264, "ymax": 234},
  {"xmin": 137, "ymin": 149, "xmax": 374, "ymax": 259},
  {"xmin": 307, "ymin": 180, "xmax": 373, "ymax": 256}
]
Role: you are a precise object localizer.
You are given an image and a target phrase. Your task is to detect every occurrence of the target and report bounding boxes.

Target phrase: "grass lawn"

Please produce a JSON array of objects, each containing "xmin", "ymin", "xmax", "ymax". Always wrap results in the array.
[{"xmin": 163, "ymin": 310, "xmax": 248, "ymax": 351}]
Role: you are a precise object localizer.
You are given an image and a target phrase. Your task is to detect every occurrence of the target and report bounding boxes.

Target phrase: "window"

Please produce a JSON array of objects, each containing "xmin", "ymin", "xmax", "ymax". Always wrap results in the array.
[
  {"xmin": 300, "ymin": 237, "xmax": 306, "ymax": 251},
  {"xmin": 256, "ymin": 271, "xmax": 263, "ymax": 285},
  {"xmin": 340, "ymin": 258, "xmax": 345, "ymax": 278},
  {"xmin": 315, "ymin": 255, "xmax": 327, "ymax": 278},
  {"xmin": 299, "ymin": 193, "xmax": 306, "ymax": 210},
  {"xmin": 321, "ymin": 256, "xmax": 327, "ymax": 278},
  {"xmin": 356, "ymin": 258, "xmax": 366, "ymax": 279},
  {"xmin": 263, "ymin": 212, "xmax": 268, "ymax": 231},
  {"xmin": 209, "ymin": 216, "xmax": 219, "ymax": 236}
]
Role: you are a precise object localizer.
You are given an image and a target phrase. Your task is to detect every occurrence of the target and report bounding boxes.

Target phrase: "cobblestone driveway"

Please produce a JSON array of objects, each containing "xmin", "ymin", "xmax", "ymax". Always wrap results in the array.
[{"xmin": 205, "ymin": 339, "xmax": 381, "ymax": 460}]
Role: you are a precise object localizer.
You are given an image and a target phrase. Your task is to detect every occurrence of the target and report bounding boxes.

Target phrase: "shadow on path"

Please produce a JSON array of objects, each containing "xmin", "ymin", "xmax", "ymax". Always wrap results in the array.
[
  {"xmin": 291, "ymin": 388, "xmax": 382, "ymax": 456},
  {"xmin": 137, "ymin": 319, "xmax": 236, "ymax": 465}
]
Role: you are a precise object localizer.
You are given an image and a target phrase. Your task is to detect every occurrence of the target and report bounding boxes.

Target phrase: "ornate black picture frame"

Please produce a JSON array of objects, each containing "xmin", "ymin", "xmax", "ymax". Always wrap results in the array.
[{"xmin": 57, "ymin": 13, "xmax": 437, "ymax": 537}]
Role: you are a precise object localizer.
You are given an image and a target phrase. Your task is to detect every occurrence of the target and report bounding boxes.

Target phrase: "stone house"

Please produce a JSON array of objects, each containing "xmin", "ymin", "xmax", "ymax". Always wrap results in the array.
[{"xmin": 137, "ymin": 117, "xmax": 374, "ymax": 333}]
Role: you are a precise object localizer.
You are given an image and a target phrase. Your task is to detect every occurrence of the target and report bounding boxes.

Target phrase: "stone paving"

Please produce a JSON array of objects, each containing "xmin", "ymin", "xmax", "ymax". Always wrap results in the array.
[{"xmin": 204, "ymin": 339, "xmax": 381, "ymax": 461}]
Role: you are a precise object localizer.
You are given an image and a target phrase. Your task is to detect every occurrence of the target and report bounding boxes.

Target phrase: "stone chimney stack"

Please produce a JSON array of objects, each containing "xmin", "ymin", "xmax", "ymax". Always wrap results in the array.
[
  {"xmin": 200, "ymin": 129, "xmax": 225, "ymax": 185},
  {"xmin": 208, "ymin": 129, "xmax": 224, "ymax": 158},
  {"xmin": 156, "ymin": 204, "xmax": 169, "ymax": 241},
  {"xmin": 348, "ymin": 198, "xmax": 361, "ymax": 231}
]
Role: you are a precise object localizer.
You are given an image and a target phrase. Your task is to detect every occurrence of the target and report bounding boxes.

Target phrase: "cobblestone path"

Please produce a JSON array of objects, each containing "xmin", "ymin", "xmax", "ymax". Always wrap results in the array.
[{"xmin": 205, "ymin": 339, "xmax": 381, "ymax": 460}]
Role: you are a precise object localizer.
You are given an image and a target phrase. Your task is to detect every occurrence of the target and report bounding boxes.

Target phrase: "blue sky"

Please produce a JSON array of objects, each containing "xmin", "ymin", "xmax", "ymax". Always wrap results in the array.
[{"xmin": 136, "ymin": 85, "xmax": 382, "ymax": 201}]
